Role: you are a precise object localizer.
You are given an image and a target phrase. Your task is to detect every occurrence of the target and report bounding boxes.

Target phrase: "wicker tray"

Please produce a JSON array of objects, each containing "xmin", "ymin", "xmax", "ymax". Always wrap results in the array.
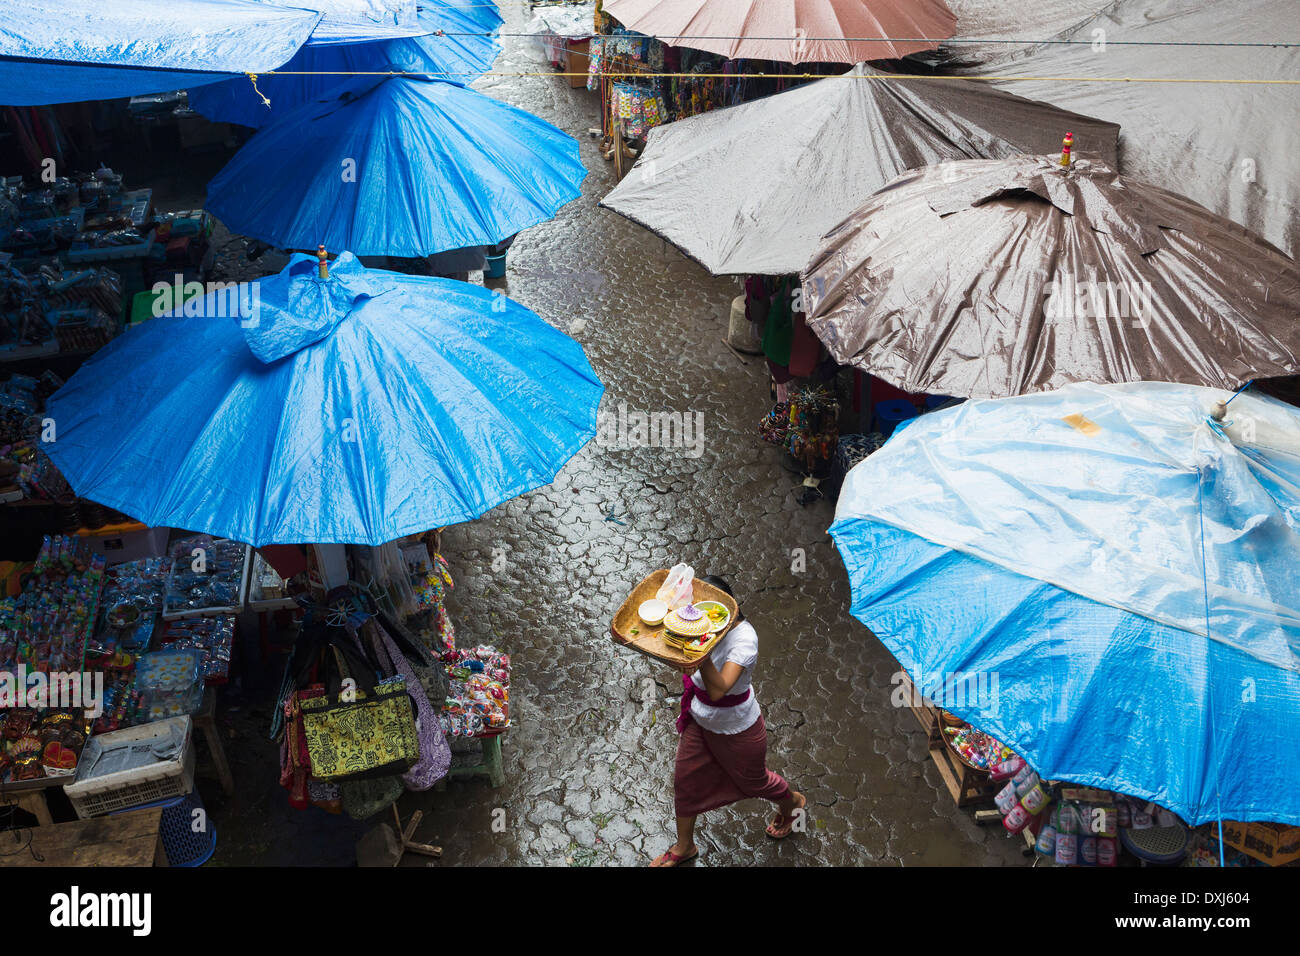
[{"xmin": 609, "ymin": 570, "xmax": 739, "ymax": 671}]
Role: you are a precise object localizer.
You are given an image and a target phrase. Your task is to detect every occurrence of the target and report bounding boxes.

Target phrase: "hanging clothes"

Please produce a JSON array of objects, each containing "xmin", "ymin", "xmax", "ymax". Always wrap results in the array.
[
  {"xmin": 788, "ymin": 306, "xmax": 821, "ymax": 377},
  {"xmin": 761, "ymin": 277, "xmax": 794, "ymax": 368}
]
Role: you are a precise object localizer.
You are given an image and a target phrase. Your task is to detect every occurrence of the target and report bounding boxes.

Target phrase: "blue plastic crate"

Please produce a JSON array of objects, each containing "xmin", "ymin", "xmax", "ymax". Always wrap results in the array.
[{"xmin": 112, "ymin": 789, "xmax": 215, "ymax": 867}]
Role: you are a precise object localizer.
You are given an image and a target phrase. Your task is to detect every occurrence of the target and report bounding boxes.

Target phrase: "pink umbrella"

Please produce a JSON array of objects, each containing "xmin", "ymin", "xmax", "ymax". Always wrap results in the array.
[{"xmin": 601, "ymin": 0, "xmax": 956, "ymax": 63}]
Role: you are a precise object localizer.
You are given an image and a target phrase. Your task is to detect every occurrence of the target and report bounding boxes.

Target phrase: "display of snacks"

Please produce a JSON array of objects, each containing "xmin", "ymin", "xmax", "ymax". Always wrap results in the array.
[
  {"xmin": 95, "ymin": 554, "xmax": 167, "ymax": 653},
  {"xmin": 132, "ymin": 648, "xmax": 205, "ymax": 721},
  {"xmin": 159, "ymin": 615, "xmax": 234, "ymax": 683},
  {"xmin": 0, "ymin": 535, "xmax": 105, "ymax": 674},
  {"xmin": 439, "ymin": 644, "xmax": 510, "ymax": 737},
  {"xmin": 162, "ymin": 534, "xmax": 247, "ymax": 619},
  {"xmin": 943, "ymin": 723, "xmax": 1013, "ymax": 771}
]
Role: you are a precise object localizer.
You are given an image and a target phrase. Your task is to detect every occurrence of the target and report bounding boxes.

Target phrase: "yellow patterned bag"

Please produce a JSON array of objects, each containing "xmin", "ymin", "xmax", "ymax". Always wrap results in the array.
[{"xmin": 300, "ymin": 675, "xmax": 419, "ymax": 782}]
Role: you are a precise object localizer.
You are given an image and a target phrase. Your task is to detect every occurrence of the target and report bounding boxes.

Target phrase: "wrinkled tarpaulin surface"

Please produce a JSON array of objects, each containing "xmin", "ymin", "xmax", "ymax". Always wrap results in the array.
[
  {"xmin": 257, "ymin": 0, "xmax": 431, "ymax": 45},
  {"xmin": 964, "ymin": 0, "xmax": 1300, "ymax": 257},
  {"xmin": 600, "ymin": 64, "xmax": 1119, "ymax": 276},
  {"xmin": 801, "ymin": 155, "xmax": 1300, "ymax": 399},
  {"xmin": 204, "ymin": 76, "xmax": 587, "ymax": 257},
  {"xmin": 940, "ymin": 0, "xmax": 1109, "ymax": 63},
  {"xmin": 188, "ymin": 1, "xmax": 504, "ymax": 128},
  {"xmin": 831, "ymin": 381, "xmax": 1300, "ymax": 825},
  {"xmin": 0, "ymin": 0, "xmax": 321, "ymax": 105}
]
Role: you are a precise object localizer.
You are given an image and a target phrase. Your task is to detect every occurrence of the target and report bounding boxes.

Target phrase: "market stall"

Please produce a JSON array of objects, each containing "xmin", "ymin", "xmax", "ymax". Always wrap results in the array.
[
  {"xmin": 1, "ymin": 251, "xmax": 603, "ymax": 861},
  {"xmin": 899, "ymin": 680, "xmax": 1298, "ymax": 868},
  {"xmin": 0, "ymin": 165, "xmax": 217, "ymax": 379},
  {"xmin": 586, "ymin": 2, "xmax": 852, "ymax": 178},
  {"xmin": 833, "ymin": 381, "xmax": 1300, "ymax": 868}
]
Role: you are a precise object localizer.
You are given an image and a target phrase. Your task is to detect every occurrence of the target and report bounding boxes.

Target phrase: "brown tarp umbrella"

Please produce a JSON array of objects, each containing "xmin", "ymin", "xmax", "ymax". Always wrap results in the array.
[
  {"xmin": 800, "ymin": 154, "xmax": 1300, "ymax": 399},
  {"xmin": 601, "ymin": 0, "xmax": 956, "ymax": 63}
]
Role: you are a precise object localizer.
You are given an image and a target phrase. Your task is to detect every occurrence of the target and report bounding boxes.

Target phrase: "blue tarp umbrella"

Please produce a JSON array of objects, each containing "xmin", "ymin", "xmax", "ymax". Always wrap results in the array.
[
  {"xmin": 188, "ymin": 1, "xmax": 504, "ymax": 128},
  {"xmin": 43, "ymin": 252, "xmax": 604, "ymax": 546},
  {"xmin": 204, "ymin": 77, "xmax": 587, "ymax": 256},
  {"xmin": 0, "ymin": 0, "xmax": 321, "ymax": 105},
  {"xmin": 830, "ymin": 381, "xmax": 1300, "ymax": 826}
]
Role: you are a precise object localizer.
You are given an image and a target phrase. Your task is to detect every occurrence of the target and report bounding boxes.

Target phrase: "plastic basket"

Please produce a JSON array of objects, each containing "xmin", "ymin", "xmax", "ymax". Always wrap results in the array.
[
  {"xmin": 113, "ymin": 789, "xmax": 215, "ymax": 867},
  {"xmin": 64, "ymin": 716, "xmax": 195, "ymax": 819}
]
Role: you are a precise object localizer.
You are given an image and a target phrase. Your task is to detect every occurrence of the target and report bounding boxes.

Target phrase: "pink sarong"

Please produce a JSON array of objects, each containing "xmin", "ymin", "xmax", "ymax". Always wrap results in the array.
[{"xmin": 673, "ymin": 715, "xmax": 790, "ymax": 817}]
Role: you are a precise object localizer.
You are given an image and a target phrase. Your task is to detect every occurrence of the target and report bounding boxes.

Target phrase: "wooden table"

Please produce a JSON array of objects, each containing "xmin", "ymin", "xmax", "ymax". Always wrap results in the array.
[
  {"xmin": 1, "ymin": 775, "xmax": 70, "ymax": 826},
  {"xmin": 0, "ymin": 806, "xmax": 166, "ymax": 866},
  {"xmin": 193, "ymin": 687, "xmax": 234, "ymax": 796}
]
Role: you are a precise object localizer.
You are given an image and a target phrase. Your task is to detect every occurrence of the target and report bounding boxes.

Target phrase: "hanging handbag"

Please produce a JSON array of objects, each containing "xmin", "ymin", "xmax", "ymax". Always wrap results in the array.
[
  {"xmin": 368, "ymin": 620, "xmax": 451, "ymax": 790},
  {"xmin": 299, "ymin": 635, "xmax": 420, "ymax": 782}
]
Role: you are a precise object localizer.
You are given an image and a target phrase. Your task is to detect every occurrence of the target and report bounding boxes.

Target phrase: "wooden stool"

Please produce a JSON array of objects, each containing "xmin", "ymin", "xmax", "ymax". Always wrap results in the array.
[
  {"xmin": 193, "ymin": 687, "xmax": 235, "ymax": 796},
  {"xmin": 439, "ymin": 734, "xmax": 504, "ymax": 789}
]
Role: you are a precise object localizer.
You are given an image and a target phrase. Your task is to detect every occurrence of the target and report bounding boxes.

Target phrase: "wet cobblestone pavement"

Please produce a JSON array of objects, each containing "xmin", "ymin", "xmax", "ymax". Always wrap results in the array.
[{"xmin": 193, "ymin": 6, "xmax": 1029, "ymax": 867}]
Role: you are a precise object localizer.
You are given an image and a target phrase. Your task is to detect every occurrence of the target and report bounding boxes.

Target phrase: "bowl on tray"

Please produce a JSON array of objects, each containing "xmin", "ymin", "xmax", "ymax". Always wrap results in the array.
[{"xmin": 638, "ymin": 598, "xmax": 668, "ymax": 626}]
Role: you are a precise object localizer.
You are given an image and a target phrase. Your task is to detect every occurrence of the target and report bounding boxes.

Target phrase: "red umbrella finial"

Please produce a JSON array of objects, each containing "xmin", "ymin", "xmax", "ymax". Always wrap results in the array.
[
  {"xmin": 1060, "ymin": 132, "xmax": 1074, "ymax": 168},
  {"xmin": 317, "ymin": 245, "xmax": 329, "ymax": 279}
]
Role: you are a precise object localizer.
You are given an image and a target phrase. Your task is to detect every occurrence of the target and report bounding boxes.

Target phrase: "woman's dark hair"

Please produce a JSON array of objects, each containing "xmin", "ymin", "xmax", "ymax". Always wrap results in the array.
[{"xmin": 699, "ymin": 574, "xmax": 744, "ymax": 622}]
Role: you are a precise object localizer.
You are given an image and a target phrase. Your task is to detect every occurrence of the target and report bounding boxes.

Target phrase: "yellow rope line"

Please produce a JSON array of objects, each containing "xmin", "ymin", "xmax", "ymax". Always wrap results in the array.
[{"xmin": 258, "ymin": 69, "xmax": 1300, "ymax": 85}]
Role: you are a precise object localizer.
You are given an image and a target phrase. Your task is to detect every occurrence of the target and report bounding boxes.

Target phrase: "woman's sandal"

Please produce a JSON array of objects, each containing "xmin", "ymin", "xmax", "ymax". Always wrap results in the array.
[
  {"xmin": 650, "ymin": 846, "xmax": 699, "ymax": 867},
  {"xmin": 766, "ymin": 793, "xmax": 807, "ymax": 839}
]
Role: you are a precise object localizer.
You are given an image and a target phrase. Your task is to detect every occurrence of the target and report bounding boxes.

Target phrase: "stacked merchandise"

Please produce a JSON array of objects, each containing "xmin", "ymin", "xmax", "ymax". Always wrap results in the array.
[
  {"xmin": 758, "ymin": 384, "xmax": 839, "ymax": 475},
  {"xmin": 0, "ymin": 168, "xmax": 150, "ymax": 259},
  {"xmin": 0, "ymin": 372, "xmax": 145, "ymax": 557},
  {"xmin": 439, "ymin": 645, "xmax": 510, "ymax": 737},
  {"xmin": 0, "ymin": 374, "xmax": 71, "ymax": 508},
  {"xmin": 0, "ymin": 535, "xmax": 105, "ymax": 782},
  {"xmin": 159, "ymin": 618, "xmax": 233, "ymax": 685},
  {"xmin": 162, "ymin": 535, "xmax": 246, "ymax": 619},
  {"xmin": 0, "ymin": 255, "xmax": 123, "ymax": 356},
  {"xmin": 128, "ymin": 649, "xmax": 205, "ymax": 723},
  {"xmin": 0, "ymin": 535, "xmax": 105, "ymax": 675},
  {"xmin": 962, "ymin": 721, "xmax": 1202, "ymax": 867},
  {"xmin": 1, "ymin": 168, "xmax": 214, "ymax": 345},
  {"xmin": 90, "ymin": 555, "xmax": 169, "ymax": 734}
]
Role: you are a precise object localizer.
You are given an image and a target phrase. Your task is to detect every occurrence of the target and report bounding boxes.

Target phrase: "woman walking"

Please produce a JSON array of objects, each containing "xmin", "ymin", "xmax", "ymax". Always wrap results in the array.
[{"xmin": 651, "ymin": 575, "xmax": 805, "ymax": 866}]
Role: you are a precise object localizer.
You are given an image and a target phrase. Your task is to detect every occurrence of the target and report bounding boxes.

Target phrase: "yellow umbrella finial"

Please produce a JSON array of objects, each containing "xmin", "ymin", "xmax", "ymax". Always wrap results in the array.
[{"xmin": 1060, "ymin": 132, "xmax": 1074, "ymax": 167}]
